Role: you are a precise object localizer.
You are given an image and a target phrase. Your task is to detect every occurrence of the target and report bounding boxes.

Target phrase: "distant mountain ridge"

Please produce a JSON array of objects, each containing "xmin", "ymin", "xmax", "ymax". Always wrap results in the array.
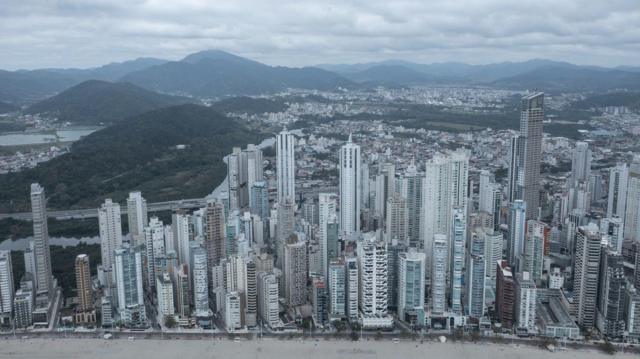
[
  {"xmin": 121, "ymin": 50, "xmax": 353, "ymax": 97},
  {"xmin": 26, "ymin": 80, "xmax": 191, "ymax": 125}
]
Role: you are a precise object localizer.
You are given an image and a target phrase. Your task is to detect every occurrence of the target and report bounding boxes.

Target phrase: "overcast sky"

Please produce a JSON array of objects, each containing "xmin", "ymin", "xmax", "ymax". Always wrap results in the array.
[{"xmin": 1, "ymin": 0, "xmax": 639, "ymax": 70}]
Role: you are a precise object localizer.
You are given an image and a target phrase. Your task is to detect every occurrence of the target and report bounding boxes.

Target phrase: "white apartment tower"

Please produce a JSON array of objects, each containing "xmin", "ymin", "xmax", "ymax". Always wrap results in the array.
[
  {"xmin": 339, "ymin": 134, "xmax": 361, "ymax": 235},
  {"xmin": 318, "ymin": 193, "xmax": 337, "ymax": 279},
  {"xmin": 31, "ymin": 183, "xmax": 53, "ymax": 297},
  {"xmin": 127, "ymin": 191, "xmax": 148, "ymax": 246},
  {"xmin": 607, "ymin": 163, "xmax": 628, "ymax": 219},
  {"xmin": 99, "ymin": 198, "xmax": 122, "ymax": 287},
  {"xmin": 276, "ymin": 128, "xmax": 295, "ymax": 204},
  {"xmin": 397, "ymin": 251, "xmax": 426, "ymax": 322}
]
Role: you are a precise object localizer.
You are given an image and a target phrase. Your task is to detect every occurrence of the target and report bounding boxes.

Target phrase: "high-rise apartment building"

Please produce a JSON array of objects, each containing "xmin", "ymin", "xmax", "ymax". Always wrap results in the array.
[
  {"xmin": 357, "ymin": 233, "xmax": 392, "ymax": 328},
  {"xmin": 496, "ymin": 260, "xmax": 515, "ymax": 328},
  {"xmin": 328, "ymin": 259, "xmax": 346, "ymax": 319},
  {"xmin": 75, "ymin": 254, "xmax": 92, "ymax": 313},
  {"xmin": 31, "ymin": 183, "xmax": 53, "ymax": 298},
  {"xmin": 284, "ymin": 235, "xmax": 307, "ymax": 307},
  {"xmin": 0, "ymin": 250, "xmax": 14, "ymax": 323},
  {"xmin": 450, "ymin": 209, "xmax": 465, "ymax": 314},
  {"xmin": 520, "ymin": 92, "xmax": 544, "ymax": 220},
  {"xmin": 514, "ymin": 271, "xmax": 537, "ymax": 332},
  {"xmin": 597, "ymin": 250, "xmax": 626, "ymax": 339},
  {"xmin": 339, "ymin": 135, "xmax": 361, "ymax": 235},
  {"xmin": 99, "ymin": 198, "xmax": 122, "ymax": 287},
  {"xmin": 607, "ymin": 163, "xmax": 628, "ymax": 219},
  {"xmin": 126, "ymin": 191, "xmax": 148, "ymax": 246},
  {"xmin": 624, "ymin": 161, "xmax": 640, "ymax": 242},
  {"xmin": 573, "ymin": 224, "xmax": 603, "ymax": 329},
  {"xmin": 113, "ymin": 245, "xmax": 146, "ymax": 327},
  {"xmin": 507, "ymin": 200, "xmax": 526, "ymax": 268},
  {"xmin": 386, "ymin": 193, "xmax": 408, "ymax": 246},
  {"xmin": 397, "ymin": 250, "xmax": 425, "ymax": 323},
  {"xmin": 276, "ymin": 128, "xmax": 295, "ymax": 204},
  {"xmin": 319, "ymin": 193, "xmax": 337, "ymax": 278},
  {"xmin": 466, "ymin": 232, "xmax": 485, "ymax": 318},
  {"xmin": 257, "ymin": 271, "xmax": 280, "ymax": 329},
  {"xmin": 571, "ymin": 141, "xmax": 592, "ymax": 186},
  {"xmin": 431, "ymin": 235, "xmax": 448, "ymax": 316}
]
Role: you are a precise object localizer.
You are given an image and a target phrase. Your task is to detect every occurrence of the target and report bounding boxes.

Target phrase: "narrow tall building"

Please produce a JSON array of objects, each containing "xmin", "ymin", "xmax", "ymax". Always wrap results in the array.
[
  {"xmin": 496, "ymin": 260, "xmax": 515, "ymax": 328},
  {"xmin": 466, "ymin": 232, "xmax": 486, "ymax": 319},
  {"xmin": 519, "ymin": 92, "xmax": 544, "ymax": 220},
  {"xmin": 318, "ymin": 193, "xmax": 337, "ymax": 279},
  {"xmin": 75, "ymin": 254, "xmax": 93, "ymax": 313},
  {"xmin": 276, "ymin": 128, "xmax": 295, "ymax": 204},
  {"xmin": 357, "ymin": 234, "xmax": 392, "ymax": 329},
  {"xmin": 624, "ymin": 161, "xmax": 640, "ymax": 242},
  {"xmin": 0, "ymin": 250, "xmax": 14, "ymax": 324},
  {"xmin": 431, "ymin": 235, "xmax": 448, "ymax": 315},
  {"xmin": 204, "ymin": 201, "xmax": 226, "ymax": 278},
  {"xmin": 397, "ymin": 250, "xmax": 425, "ymax": 323},
  {"xmin": 507, "ymin": 200, "xmax": 526, "ymax": 268},
  {"xmin": 99, "ymin": 198, "xmax": 122, "ymax": 287},
  {"xmin": 401, "ymin": 161, "xmax": 422, "ymax": 248},
  {"xmin": 284, "ymin": 235, "xmax": 307, "ymax": 307},
  {"xmin": 571, "ymin": 141, "xmax": 592, "ymax": 186},
  {"xmin": 126, "ymin": 191, "xmax": 148, "ymax": 246},
  {"xmin": 339, "ymin": 134, "xmax": 361, "ymax": 235},
  {"xmin": 514, "ymin": 271, "xmax": 537, "ymax": 332},
  {"xmin": 31, "ymin": 183, "xmax": 53, "ymax": 297},
  {"xmin": 450, "ymin": 209, "xmax": 465, "ymax": 314},
  {"xmin": 597, "ymin": 250, "xmax": 626, "ymax": 339},
  {"xmin": 113, "ymin": 245, "xmax": 146, "ymax": 327},
  {"xmin": 257, "ymin": 272, "xmax": 280, "ymax": 329},
  {"xmin": 607, "ymin": 163, "xmax": 628, "ymax": 219},
  {"xmin": 328, "ymin": 259, "xmax": 346, "ymax": 320},
  {"xmin": 573, "ymin": 224, "xmax": 602, "ymax": 329}
]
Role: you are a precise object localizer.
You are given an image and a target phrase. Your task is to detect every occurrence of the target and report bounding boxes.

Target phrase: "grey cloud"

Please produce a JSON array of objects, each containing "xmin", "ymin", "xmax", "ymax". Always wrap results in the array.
[{"xmin": 0, "ymin": 0, "xmax": 639, "ymax": 69}]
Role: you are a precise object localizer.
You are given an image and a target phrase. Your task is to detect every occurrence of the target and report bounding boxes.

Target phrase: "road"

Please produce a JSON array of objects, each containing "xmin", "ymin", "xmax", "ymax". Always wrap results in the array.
[{"xmin": 0, "ymin": 186, "xmax": 339, "ymax": 221}]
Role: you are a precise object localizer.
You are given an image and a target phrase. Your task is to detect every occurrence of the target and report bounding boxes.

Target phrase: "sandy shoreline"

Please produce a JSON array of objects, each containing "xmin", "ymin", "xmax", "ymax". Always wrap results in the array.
[{"xmin": 0, "ymin": 338, "xmax": 634, "ymax": 359}]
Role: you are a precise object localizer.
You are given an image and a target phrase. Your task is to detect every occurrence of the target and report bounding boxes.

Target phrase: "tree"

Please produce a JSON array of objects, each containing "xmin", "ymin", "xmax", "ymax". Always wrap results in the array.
[{"xmin": 164, "ymin": 316, "xmax": 177, "ymax": 328}]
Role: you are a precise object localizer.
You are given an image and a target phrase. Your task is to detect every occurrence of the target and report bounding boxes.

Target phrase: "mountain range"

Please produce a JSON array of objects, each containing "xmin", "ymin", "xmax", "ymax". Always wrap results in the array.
[{"xmin": 2, "ymin": 50, "xmax": 640, "ymax": 106}]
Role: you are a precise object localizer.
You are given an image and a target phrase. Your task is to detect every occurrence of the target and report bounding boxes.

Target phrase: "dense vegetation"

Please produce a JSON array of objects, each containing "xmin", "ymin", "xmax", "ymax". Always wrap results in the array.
[
  {"xmin": 11, "ymin": 243, "xmax": 101, "ymax": 298},
  {"xmin": 573, "ymin": 92, "xmax": 640, "ymax": 111},
  {"xmin": 213, "ymin": 96, "xmax": 289, "ymax": 114},
  {"xmin": 26, "ymin": 80, "xmax": 190, "ymax": 125},
  {"xmin": 0, "ymin": 104, "xmax": 260, "ymax": 212}
]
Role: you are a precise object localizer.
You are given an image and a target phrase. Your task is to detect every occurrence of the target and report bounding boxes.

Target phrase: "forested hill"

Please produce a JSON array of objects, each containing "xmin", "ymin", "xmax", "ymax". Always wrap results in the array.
[{"xmin": 0, "ymin": 104, "xmax": 261, "ymax": 212}]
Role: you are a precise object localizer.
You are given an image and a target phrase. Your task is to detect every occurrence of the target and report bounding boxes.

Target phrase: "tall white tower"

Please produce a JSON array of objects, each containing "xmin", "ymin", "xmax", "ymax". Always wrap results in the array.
[
  {"xmin": 339, "ymin": 134, "xmax": 361, "ymax": 235},
  {"xmin": 318, "ymin": 193, "xmax": 337, "ymax": 279},
  {"xmin": 276, "ymin": 128, "xmax": 295, "ymax": 204},
  {"xmin": 31, "ymin": 183, "xmax": 53, "ymax": 297},
  {"xmin": 99, "ymin": 198, "xmax": 123, "ymax": 287},
  {"xmin": 127, "ymin": 191, "xmax": 148, "ymax": 246}
]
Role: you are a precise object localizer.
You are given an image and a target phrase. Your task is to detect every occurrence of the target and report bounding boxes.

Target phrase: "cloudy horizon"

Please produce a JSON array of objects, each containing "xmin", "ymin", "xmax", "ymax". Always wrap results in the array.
[{"xmin": 1, "ymin": 0, "xmax": 639, "ymax": 70}]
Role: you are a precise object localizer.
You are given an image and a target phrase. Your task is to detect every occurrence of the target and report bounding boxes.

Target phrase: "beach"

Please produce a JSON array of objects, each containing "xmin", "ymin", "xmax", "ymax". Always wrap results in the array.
[{"xmin": 0, "ymin": 337, "xmax": 634, "ymax": 359}]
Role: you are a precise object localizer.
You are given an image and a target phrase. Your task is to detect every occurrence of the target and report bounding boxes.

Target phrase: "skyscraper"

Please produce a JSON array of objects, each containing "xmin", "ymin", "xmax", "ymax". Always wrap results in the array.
[
  {"xmin": 465, "ymin": 233, "xmax": 485, "ymax": 318},
  {"xmin": 520, "ymin": 92, "xmax": 544, "ymax": 220},
  {"xmin": 126, "ymin": 191, "xmax": 148, "ymax": 246},
  {"xmin": 113, "ymin": 245, "xmax": 146, "ymax": 327},
  {"xmin": 496, "ymin": 260, "xmax": 515, "ymax": 328},
  {"xmin": 523, "ymin": 220, "xmax": 545, "ymax": 282},
  {"xmin": 191, "ymin": 246, "xmax": 209, "ymax": 318},
  {"xmin": 507, "ymin": 200, "xmax": 526, "ymax": 268},
  {"xmin": 156, "ymin": 272, "xmax": 175, "ymax": 322},
  {"xmin": 597, "ymin": 250, "xmax": 626, "ymax": 339},
  {"xmin": 571, "ymin": 141, "xmax": 592, "ymax": 187},
  {"xmin": 573, "ymin": 224, "xmax": 602, "ymax": 329},
  {"xmin": 514, "ymin": 271, "xmax": 537, "ymax": 332},
  {"xmin": 249, "ymin": 181, "xmax": 269, "ymax": 219},
  {"xmin": 328, "ymin": 259, "xmax": 346, "ymax": 319},
  {"xmin": 311, "ymin": 275, "xmax": 328, "ymax": 326},
  {"xmin": 99, "ymin": 198, "xmax": 122, "ymax": 287},
  {"xmin": 345, "ymin": 256, "xmax": 359, "ymax": 321},
  {"xmin": 143, "ymin": 216, "xmax": 165, "ymax": 290},
  {"xmin": 204, "ymin": 201, "xmax": 226, "ymax": 277},
  {"xmin": 227, "ymin": 147, "xmax": 242, "ymax": 212},
  {"xmin": 276, "ymin": 128, "xmax": 295, "ymax": 204},
  {"xmin": 257, "ymin": 271, "xmax": 280, "ymax": 329},
  {"xmin": 397, "ymin": 250, "xmax": 425, "ymax": 323},
  {"xmin": 31, "ymin": 183, "xmax": 53, "ymax": 297},
  {"xmin": 75, "ymin": 254, "xmax": 92, "ymax": 313},
  {"xmin": 624, "ymin": 161, "xmax": 640, "ymax": 242},
  {"xmin": 318, "ymin": 193, "xmax": 337, "ymax": 279},
  {"xmin": 357, "ymin": 234, "xmax": 392, "ymax": 329},
  {"xmin": 172, "ymin": 211, "xmax": 192, "ymax": 266},
  {"xmin": 386, "ymin": 193, "xmax": 408, "ymax": 246},
  {"xmin": 607, "ymin": 163, "xmax": 628, "ymax": 219},
  {"xmin": 284, "ymin": 235, "xmax": 307, "ymax": 307},
  {"xmin": 0, "ymin": 250, "xmax": 14, "ymax": 324},
  {"xmin": 401, "ymin": 160, "xmax": 422, "ymax": 248},
  {"xmin": 450, "ymin": 208, "xmax": 465, "ymax": 314},
  {"xmin": 431, "ymin": 235, "xmax": 448, "ymax": 316},
  {"xmin": 339, "ymin": 134, "xmax": 361, "ymax": 235},
  {"xmin": 507, "ymin": 134, "xmax": 524, "ymax": 203}
]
